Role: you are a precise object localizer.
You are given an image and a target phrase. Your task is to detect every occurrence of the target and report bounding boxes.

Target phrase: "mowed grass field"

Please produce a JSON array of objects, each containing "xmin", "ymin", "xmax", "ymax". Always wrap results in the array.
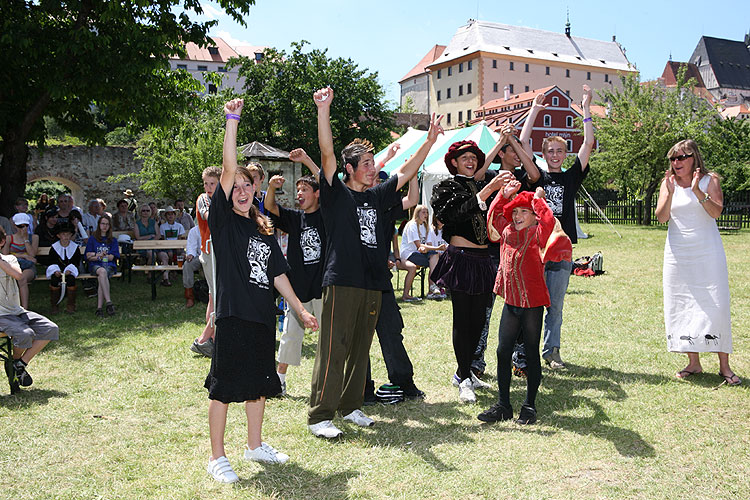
[{"xmin": 1, "ymin": 223, "xmax": 748, "ymax": 500}]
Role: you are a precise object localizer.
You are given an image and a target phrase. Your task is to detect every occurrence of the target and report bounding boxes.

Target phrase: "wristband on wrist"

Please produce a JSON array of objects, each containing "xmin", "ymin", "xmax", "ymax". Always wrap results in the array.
[
  {"xmin": 583, "ymin": 117, "xmax": 592, "ymax": 123},
  {"xmin": 699, "ymin": 193, "xmax": 711, "ymax": 204},
  {"xmin": 225, "ymin": 113, "xmax": 241, "ymax": 122}
]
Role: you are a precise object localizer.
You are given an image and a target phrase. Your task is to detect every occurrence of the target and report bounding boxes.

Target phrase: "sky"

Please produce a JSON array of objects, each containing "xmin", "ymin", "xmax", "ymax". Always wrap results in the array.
[{"xmin": 195, "ymin": 0, "xmax": 749, "ymax": 106}]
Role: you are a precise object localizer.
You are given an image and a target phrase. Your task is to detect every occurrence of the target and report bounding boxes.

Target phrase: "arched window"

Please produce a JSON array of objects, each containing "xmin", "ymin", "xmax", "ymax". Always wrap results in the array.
[
  {"xmin": 552, "ymin": 96, "xmax": 559, "ymax": 106},
  {"xmin": 543, "ymin": 115, "xmax": 551, "ymax": 127},
  {"xmin": 566, "ymin": 116, "xmax": 573, "ymax": 127},
  {"xmin": 566, "ymin": 140, "xmax": 573, "ymax": 152}
]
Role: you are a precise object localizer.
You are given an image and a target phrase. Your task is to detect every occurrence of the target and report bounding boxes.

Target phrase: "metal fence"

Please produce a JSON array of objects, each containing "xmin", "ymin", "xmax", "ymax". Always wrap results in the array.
[{"xmin": 576, "ymin": 190, "xmax": 750, "ymax": 229}]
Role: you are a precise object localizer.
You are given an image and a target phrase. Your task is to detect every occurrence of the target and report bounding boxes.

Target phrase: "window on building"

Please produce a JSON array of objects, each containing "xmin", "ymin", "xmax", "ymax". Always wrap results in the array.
[
  {"xmin": 493, "ymin": 59, "xmax": 497, "ymax": 69},
  {"xmin": 565, "ymin": 89, "xmax": 570, "ymax": 96},
  {"xmin": 218, "ymin": 66, "xmax": 227, "ymax": 73},
  {"xmin": 468, "ymin": 60, "xmax": 472, "ymax": 70},
  {"xmin": 459, "ymin": 85, "xmax": 463, "ymax": 96},
  {"xmin": 493, "ymin": 82, "xmax": 498, "ymax": 92},
  {"xmin": 448, "ymin": 66, "xmax": 452, "ymax": 76},
  {"xmin": 447, "ymin": 113, "xmax": 451, "ymax": 124},
  {"xmin": 208, "ymin": 47, "xmax": 219, "ymax": 55},
  {"xmin": 509, "ymin": 61, "xmax": 514, "ymax": 71},
  {"xmin": 525, "ymin": 64, "xmax": 529, "ymax": 72},
  {"xmin": 176, "ymin": 64, "xmax": 187, "ymax": 70},
  {"xmin": 197, "ymin": 65, "xmax": 208, "ymax": 72},
  {"xmin": 208, "ymin": 83, "xmax": 217, "ymax": 94},
  {"xmin": 525, "ymin": 85, "xmax": 529, "ymax": 92},
  {"xmin": 459, "ymin": 63, "xmax": 463, "ymax": 73},
  {"xmin": 605, "ymin": 74, "xmax": 609, "ymax": 83},
  {"xmin": 447, "ymin": 88, "xmax": 451, "ymax": 99},
  {"xmin": 545, "ymin": 66, "xmax": 550, "ymax": 75},
  {"xmin": 509, "ymin": 84, "xmax": 514, "ymax": 94},
  {"xmin": 254, "ymin": 52, "xmax": 263, "ymax": 62},
  {"xmin": 552, "ymin": 96, "xmax": 559, "ymax": 106},
  {"xmin": 543, "ymin": 115, "xmax": 551, "ymax": 127},
  {"xmin": 566, "ymin": 140, "xmax": 573, "ymax": 152},
  {"xmin": 566, "ymin": 116, "xmax": 573, "ymax": 127},
  {"xmin": 458, "ymin": 111, "xmax": 463, "ymax": 123},
  {"xmin": 437, "ymin": 90, "xmax": 441, "ymax": 101},
  {"xmin": 587, "ymin": 71, "xmax": 591, "ymax": 80},
  {"xmin": 566, "ymin": 69, "xmax": 570, "ymax": 78},
  {"xmin": 467, "ymin": 83, "xmax": 472, "ymax": 94},
  {"xmin": 467, "ymin": 109, "xmax": 472, "ymax": 120},
  {"xmin": 437, "ymin": 69, "xmax": 442, "ymax": 79}
]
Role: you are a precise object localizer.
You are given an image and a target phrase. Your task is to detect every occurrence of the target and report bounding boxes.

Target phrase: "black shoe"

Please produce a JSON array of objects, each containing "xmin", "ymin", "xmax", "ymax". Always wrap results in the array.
[
  {"xmin": 515, "ymin": 404, "xmax": 537, "ymax": 425},
  {"xmin": 13, "ymin": 359, "xmax": 33, "ymax": 387},
  {"xmin": 105, "ymin": 301, "xmax": 115, "ymax": 316},
  {"xmin": 363, "ymin": 393, "xmax": 377, "ymax": 406},
  {"xmin": 477, "ymin": 403, "xmax": 513, "ymax": 423},
  {"xmin": 95, "ymin": 308, "xmax": 104, "ymax": 318},
  {"xmin": 404, "ymin": 388, "xmax": 426, "ymax": 400}
]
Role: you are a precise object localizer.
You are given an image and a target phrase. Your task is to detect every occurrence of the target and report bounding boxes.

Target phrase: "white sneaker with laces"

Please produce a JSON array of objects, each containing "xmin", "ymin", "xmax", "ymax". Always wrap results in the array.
[
  {"xmin": 244, "ymin": 442, "xmax": 289, "ymax": 464},
  {"xmin": 458, "ymin": 378, "xmax": 476, "ymax": 403},
  {"xmin": 207, "ymin": 456, "xmax": 239, "ymax": 483},
  {"xmin": 342, "ymin": 409, "xmax": 374, "ymax": 427},
  {"xmin": 470, "ymin": 372, "xmax": 492, "ymax": 390},
  {"xmin": 308, "ymin": 419, "xmax": 344, "ymax": 438}
]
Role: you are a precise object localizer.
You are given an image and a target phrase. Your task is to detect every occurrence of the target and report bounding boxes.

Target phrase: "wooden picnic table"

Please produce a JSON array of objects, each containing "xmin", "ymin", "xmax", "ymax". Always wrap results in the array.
[{"xmin": 131, "ymin": 240, "xmax": 188, "ymax": 300}]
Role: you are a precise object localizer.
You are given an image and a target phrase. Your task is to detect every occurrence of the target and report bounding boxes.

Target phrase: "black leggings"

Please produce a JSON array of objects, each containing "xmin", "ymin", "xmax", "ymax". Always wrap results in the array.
[
  {"xmin": 496, "ymin": 304, "xmax": 543, "ymax": 410},
  {"xmin": 451, "ymin": 291, "xmax": 492, "ymax": 381}
]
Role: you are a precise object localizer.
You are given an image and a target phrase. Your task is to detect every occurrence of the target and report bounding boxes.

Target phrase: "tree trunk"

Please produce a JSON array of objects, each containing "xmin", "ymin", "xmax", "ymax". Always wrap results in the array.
[
  {"xmin": 0, "ymin": 136, "xmax": 29, "ymax": 218},
  {"xmin": 640, "ymin": 180, "xmax": 659, "ymax": 225}
]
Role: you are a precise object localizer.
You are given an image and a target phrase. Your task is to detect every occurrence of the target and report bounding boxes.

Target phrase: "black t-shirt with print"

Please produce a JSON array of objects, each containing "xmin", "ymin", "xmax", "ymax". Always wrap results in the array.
[
  {"xmin": 209, "ymin": 186, "xmax": 290, "ymax": 329},
  {"xmin": 320, "ymin": 174, "xmax": 401, "ymax": 291},
  {"xmin": 270, "ymin": 206, "xmax": 326, "ymax": 303},
  {"xmin": 532, "ymin": 156, "xmax": 588, "ymax": 244}
]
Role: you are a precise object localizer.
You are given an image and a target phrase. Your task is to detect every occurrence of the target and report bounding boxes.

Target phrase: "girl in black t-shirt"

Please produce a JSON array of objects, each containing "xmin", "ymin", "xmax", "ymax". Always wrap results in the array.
[{"xmin": 204, "ymin": 98, "xmax": 319, "ymax": 484}]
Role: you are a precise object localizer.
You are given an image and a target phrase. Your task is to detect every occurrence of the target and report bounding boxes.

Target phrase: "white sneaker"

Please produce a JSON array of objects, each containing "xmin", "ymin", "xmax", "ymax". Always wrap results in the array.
[
  {"xmin": 458, "ymin": 378, "xmax": 476, "ymax": 403},
  {"xmin": 451, "ymin": 373, "xmax": 461, "ymax": 387},
  {"xmin": 207, "ymin": 456, "xmax": 239, "ymax": 483},
  {"xmin": 244, "ymin": 442, "xmax": 289, "ymax": 464},
  {"xmin": 308, "ymin": 420, "xmax": 343, "ymax": 439},
  {"xmin": 342, "ymin": 409, "xmax": 374, "ymax": 427},
  {"xmin": 470, "ymin": 372, "xmax": 492, "ymax": 390}
]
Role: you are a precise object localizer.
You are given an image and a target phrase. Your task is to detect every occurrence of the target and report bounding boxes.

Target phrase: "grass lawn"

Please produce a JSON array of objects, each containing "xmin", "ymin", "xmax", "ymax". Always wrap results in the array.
[{"xmin": 1, "ymin": 223, "xmax": 748, "ymax": 499}]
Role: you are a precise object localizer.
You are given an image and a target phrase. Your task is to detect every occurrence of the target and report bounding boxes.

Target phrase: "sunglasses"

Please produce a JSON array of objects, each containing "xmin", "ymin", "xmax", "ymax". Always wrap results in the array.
[
  {"xmin": 669, "ymin": 154, "xmax": 693, "ymax": 162},
  {"xmin": 16, "ymin": 224, "xmax": 28, "ymax": 228}
]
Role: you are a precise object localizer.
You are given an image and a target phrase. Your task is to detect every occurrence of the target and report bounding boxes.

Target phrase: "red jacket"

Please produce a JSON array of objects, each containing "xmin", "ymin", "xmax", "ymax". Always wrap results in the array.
[{"xmin": 487, "ymin": 195, "xmax": 554, "ymax": 308}]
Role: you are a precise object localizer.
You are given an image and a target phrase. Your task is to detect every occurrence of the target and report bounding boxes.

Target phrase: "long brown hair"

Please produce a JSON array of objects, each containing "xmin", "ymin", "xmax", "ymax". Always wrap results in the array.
[
  {"xmin": 667, "ymin": 139, "xmax": 709, "ymax": 176},
  {"xmin": 235, "ymin": 166, "xmax": 273, "ymax": 235},
  {"xmin": 94, "ymin": 214, "xmax": 114, "ymax": 244}
]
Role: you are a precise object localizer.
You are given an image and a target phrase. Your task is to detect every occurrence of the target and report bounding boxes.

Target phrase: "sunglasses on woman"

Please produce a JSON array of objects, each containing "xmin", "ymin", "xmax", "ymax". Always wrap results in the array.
[{"xmin": 669, "ymin": 154, "xmax": 693, "ymax": 162}]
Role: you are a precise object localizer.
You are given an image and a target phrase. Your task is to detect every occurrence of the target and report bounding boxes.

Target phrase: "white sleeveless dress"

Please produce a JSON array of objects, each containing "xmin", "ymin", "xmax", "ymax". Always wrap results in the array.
[{"xmin": 663, "ymin": 175, "xmax": 732, "ymax": 353}]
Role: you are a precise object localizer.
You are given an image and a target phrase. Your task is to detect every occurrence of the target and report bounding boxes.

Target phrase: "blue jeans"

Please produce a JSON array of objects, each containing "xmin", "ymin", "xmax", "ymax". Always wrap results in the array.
[{"xmin": 543, "ymin": 259, "xmax": 572, "ymax": 358}]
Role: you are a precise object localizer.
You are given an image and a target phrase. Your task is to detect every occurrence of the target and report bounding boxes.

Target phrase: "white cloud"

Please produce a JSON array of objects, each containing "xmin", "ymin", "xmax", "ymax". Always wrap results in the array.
[
  {"xmin": 214, "ymin": 30, "xmax": 253, "ymax": 49},
  {"xmin": 200, "ymin": 1, "xmax": 224, "ymax": 20}
]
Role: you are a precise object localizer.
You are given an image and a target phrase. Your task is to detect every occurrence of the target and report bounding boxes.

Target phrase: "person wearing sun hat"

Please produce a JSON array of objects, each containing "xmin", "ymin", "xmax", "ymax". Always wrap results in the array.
[{"xmin": 430, "ymin": 139, "xmax": 512, "ymax": 403}]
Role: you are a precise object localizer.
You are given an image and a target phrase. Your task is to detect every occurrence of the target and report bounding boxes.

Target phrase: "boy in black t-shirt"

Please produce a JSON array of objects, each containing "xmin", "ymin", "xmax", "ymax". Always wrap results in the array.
[
  {"xmin": 519, "ymin": 85, "xmax": 595, "ymax": 369},
  {"xmin": 265, "ymin": 174, "xmax": 325, "ymax": 396},
  {"xmin": 308, "ymin": 87, "xmax": 443, "ymax": 438}
]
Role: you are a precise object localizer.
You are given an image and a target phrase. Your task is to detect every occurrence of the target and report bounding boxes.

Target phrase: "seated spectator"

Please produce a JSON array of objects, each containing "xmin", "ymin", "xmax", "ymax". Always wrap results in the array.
[
  {"xmin": 14, "ymin": 197, "xmax": 35, "ymax": 238},
  {"xmin": 112, "ymin": 199, "xmax": 136, "ymax": 232},
  {"xmin": 46, "ymin": 223, "xmax": 81, "ymax": 314},
  {"xmin": 35, "ymin": 208, "xmax": 59, "ymax": 248},
  {"xmin": 56, "ymin": 193, "xmax": 76, "ymax": 225},
  {"xmin": 2, "ymin": 214, "xmax": 39, "ymax": 309},
  {"xmin": 98, "ymin": 198, "xmax": 112, "ymax": 218},
  {"xmin": 35, "ymin": 193, "xmax": 52, "ymax": 220},
  {"xmin": 159, "ymin": 206, "xmax": 185, "ymax": 287},
  {"xmin": 182, "ymin": 225, "xmax": 202, "ymax": 308},
  {"xmin": 134, "ymin": 205, "xmax": 164, "ymax": 266},
  {"xmin": 0, "ymin": 226, "xmax": 59, "ymax": 389},
  {"xmin": 69, "ymin": 209, "xmax": 88, "ymax": 247},
  {"xmin": 399, "ymin": 205, "xmax": 439, "ymax": 302},
  {"xmin": 85, "ymin": 215, "xmax": 119, "ymax": 317},
  {"xmin": 0, "ymin": 214, "xmax": 12, "ymax": 236},
  {"xmin": 82, "ymin": 199, "xmax": 101, "ymax": 236},
  {"xmin": 175, "ymin": 199, "xmax": 195, "ymax": 231}
]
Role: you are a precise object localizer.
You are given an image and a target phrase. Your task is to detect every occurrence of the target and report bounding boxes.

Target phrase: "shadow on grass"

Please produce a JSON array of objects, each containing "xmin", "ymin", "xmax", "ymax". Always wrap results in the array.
[
  {"xmin": 0, "ymin": 388, "xmax": 67, "ymax": 408},
  {"xmin": 248, "ymin": 463, "xmax": 357, "ymax": 499}
]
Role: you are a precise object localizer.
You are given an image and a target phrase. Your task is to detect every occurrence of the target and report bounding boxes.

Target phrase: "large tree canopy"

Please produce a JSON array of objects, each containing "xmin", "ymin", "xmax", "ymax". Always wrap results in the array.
[
  {"xmin": 590, "ymin": 71, "xmax": 720, "ymax": 224},
  {"xmin": 0, "ymin": 0, "xmax": 255, "ymax": 216}
]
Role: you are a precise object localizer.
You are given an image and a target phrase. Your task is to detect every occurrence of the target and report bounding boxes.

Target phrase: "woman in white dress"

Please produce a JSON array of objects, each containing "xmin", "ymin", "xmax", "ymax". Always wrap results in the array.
[{"xmin": 655, "ymin": 139, "xmax": 740, "ymax": 386}]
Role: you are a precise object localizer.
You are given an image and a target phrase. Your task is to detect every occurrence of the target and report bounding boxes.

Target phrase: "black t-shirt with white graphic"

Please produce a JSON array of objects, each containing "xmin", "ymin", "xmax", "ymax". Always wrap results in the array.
[
  {"xmin": 270, "ymin": 206, "xmax": 325, "ymax": 303},
  {"xmin": 320, "ymin": 174, "xmax": 401, "ymax": 290},
  {"xmin": 532, "ymin": 156, "xmax": 588, "ymax": 244},
  {"xmin": 209, "ymin": 186, "xmax": 290, "ymax": 329}
]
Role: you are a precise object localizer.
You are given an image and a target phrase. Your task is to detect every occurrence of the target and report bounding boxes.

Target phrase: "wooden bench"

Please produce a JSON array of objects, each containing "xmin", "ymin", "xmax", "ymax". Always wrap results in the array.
[
  {"xmin": 34, "ymin": 246, "xmax": 123, "ymax": 281},
  {"xmin": 131, "ymin": 240, "xmax": 188, "ymax": 300},
  {"xmin": 0, "ymin": 332, "xmax": 19, "ymax": 394}
]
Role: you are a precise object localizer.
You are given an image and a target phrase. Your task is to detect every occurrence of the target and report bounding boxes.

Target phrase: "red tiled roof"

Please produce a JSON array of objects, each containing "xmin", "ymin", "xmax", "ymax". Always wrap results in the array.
[
  {"xmin": 182, "ymin": 37, "xmax": 238, "ymax": 62},
  {"xmin": 661, "ymin": 61, "xmax": 705, "ymax": 87},
  {"xmin": 399, "ymin": 45, "xmax": 447, "ymax": 83}
]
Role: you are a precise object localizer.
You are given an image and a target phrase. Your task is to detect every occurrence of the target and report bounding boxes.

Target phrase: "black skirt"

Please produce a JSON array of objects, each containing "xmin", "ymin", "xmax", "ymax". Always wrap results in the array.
[
  {"xmin": 204, "ymin": 317, "xmax": 281, "ymax": 404},
  {"xmin": 431, "ymin": 245, "xmax": 495, "ymax": 295}
]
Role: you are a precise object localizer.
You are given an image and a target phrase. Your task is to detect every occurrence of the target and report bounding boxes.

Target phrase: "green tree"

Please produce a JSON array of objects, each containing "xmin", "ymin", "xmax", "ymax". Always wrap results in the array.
[
  {"xmin": 703, "ymin": 117, "xmax": 750, "ymax": 193},
  {"xmin": 591, "ymin": 71, "xmax": 719, "ymax": 224},
  {"xmin": 0, "ymin": 0, "xmax": 255, "ymax": 217},
  {"xmin": 232, "ymin": 41, "xmax": 394, "ymax": 162}
]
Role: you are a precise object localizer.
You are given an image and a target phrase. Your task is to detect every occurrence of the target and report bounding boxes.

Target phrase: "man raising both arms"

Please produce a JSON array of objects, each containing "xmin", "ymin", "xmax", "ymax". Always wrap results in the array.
[{"xmin": 309, "ymin": 87, "xmax": 443, "ymax": 438}]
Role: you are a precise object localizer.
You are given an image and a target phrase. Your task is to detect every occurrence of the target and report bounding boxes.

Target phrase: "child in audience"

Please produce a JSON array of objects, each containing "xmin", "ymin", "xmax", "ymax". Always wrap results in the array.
[
  {"xmin": 46, "ymin": 223, "xmax": 81, "ymax": 314},
  {"xmin": 85, "ymin": 215, "xmax": 119, "ymax": 317}
]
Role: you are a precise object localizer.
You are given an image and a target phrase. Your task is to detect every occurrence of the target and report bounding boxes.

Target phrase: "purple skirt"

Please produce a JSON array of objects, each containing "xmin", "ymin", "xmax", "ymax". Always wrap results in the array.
[{"xmin": 431, "ymin": 245, "xmax": 495, "ymax": 295}]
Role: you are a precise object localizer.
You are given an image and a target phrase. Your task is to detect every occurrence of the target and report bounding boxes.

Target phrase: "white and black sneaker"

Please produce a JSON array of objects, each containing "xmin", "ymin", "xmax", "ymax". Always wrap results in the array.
[{"xmin": 13, "ymin": 359, "xmax": 32, "ymax": 387}]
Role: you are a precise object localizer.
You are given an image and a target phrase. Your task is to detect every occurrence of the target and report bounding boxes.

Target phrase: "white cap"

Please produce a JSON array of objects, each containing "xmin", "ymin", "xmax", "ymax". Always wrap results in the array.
[{"xmin": 12, "ymin": 213, "xmax": 32, "ymax": 226}]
